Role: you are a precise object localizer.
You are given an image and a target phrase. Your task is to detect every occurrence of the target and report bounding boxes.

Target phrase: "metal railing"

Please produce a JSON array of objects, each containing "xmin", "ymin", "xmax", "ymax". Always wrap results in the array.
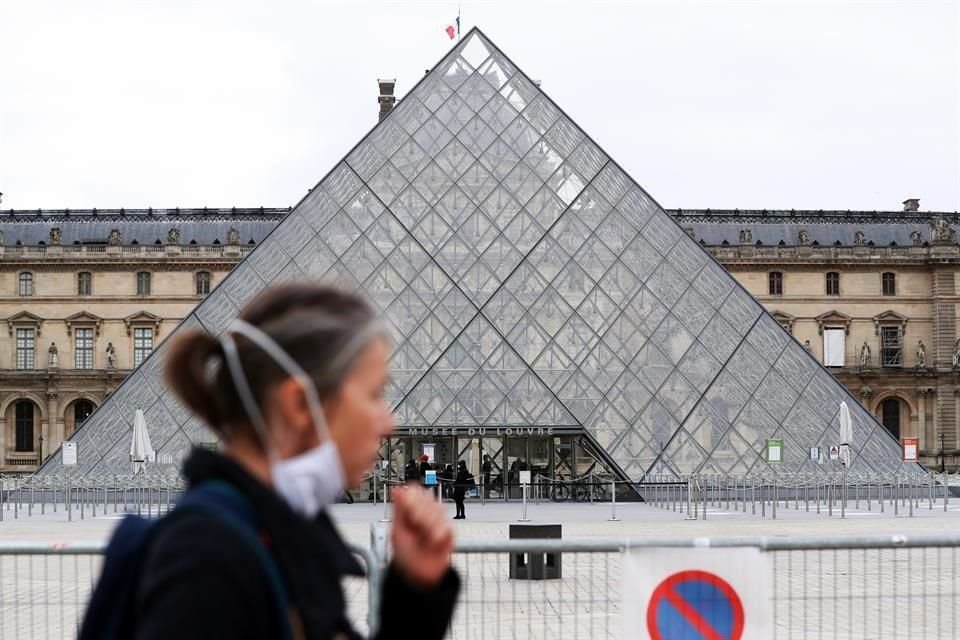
[{"xmin": 2, "ymin": 533, "xmax": 959, "ymax": 639}]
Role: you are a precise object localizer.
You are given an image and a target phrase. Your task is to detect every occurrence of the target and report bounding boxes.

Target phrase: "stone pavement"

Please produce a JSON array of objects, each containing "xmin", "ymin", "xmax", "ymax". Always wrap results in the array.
[{"xmin": 2, "ymin": 500, "xmax": 958, "ymax": 639}]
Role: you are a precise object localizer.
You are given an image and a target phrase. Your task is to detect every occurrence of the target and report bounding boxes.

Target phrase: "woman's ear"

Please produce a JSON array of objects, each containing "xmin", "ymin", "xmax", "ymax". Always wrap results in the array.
[{"xmin": 273, "ymin": 377, "xmax": 314, "ymax": 437}]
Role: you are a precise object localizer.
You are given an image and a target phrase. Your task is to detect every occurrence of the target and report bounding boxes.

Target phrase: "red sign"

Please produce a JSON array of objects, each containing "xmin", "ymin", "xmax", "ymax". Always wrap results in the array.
[
  {"xmin": 902, "ymin": 437, "xmax": 919, "ymax": 462},
  {"xmin": 647, "ymin": 569, "xmax": 745, "ymax": 640}
]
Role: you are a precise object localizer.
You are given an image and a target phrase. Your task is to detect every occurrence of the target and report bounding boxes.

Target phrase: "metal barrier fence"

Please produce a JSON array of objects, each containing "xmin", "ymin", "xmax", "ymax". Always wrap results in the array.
[
  {"xmin": 0, "ymin": 542, "xmax": 378, "ymax": 640},
  {"xmin": 3, "ymin": 533, "xmax": 959, "ymax": 639}
]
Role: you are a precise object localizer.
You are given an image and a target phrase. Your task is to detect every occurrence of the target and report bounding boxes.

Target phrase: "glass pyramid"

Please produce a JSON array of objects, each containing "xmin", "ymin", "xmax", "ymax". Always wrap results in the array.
[{"xmin": 41, "ymin": 29, "xmax": 914, "ymax": 480}]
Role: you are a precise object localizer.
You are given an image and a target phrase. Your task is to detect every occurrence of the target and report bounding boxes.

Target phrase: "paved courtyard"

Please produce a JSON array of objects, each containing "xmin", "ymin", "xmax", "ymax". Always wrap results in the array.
[{"xmin": 2, "ymin": 500, "xmax": 958, "ymax": 639}]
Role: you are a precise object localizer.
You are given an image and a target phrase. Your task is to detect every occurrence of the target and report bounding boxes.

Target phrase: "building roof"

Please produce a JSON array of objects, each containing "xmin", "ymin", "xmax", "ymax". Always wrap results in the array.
[
  {"xmin": 0, "ymin": 207, "xmax": 289, "ymax": 246},
  {"xmin": 669, "ymin": 209, "xmax": 959, "ymax": 247}
]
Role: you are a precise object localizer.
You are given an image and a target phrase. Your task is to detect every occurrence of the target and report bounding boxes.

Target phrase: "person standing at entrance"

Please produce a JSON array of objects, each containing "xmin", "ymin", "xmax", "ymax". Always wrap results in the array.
[
  {"xmin": 453, "ymin": 461, "xmax": 473, "ymax": 520},
  {"xmin": 481, "ymin": 455, "xmax": 492, "ymax": 498}
]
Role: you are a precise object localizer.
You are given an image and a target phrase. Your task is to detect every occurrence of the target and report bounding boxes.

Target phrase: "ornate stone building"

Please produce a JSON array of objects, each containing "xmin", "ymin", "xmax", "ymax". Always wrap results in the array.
[
  {"xmin": 0, "ymin": 208, "xmax": 286, "ymax": 471},
  {"xmin": 680, "ymin": 205, "xmax": 960, "ymax": 470}
]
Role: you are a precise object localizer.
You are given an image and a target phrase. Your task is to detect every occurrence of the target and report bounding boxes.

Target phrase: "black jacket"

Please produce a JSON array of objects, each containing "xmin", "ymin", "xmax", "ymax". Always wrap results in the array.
[
  {"xmin": 453, "ymin": 469, "xmax": 473, "ymax": 499},
  {"xmin": 135, "ymin": 449, "xmax": 459, "ymax": 639}
]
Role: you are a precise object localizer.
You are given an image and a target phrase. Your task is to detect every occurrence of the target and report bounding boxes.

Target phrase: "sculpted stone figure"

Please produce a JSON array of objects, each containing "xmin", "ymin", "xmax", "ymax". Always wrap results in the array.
[
  {"xmin": 739, "ymin": 229, "xmax": 752, "ymax": 244},
  {"xmin": 106, "ymin": 342, "xmax": 117, "ymax": 369},
  {"xmin": 49, "ymin": 227, "xmax": 62, "ymax": 245},
  {"xmin": 910, "ymin": 230, "xmax": 922, "ymax": 246},
  {"xmin": 859, "ymin": 341, "xmax": 871, "ymax": 367},
  {"xmin": 108, "ymin": 229, "xmax": 122, "ymax": 246},
  {"xmin": 227, "ymin": 227, "xmax": 240, "ymax": 245},
  {"xmin": 798, "ymin": 229, "xmax": 810, "ymax": 245},
  {"xmin": 853, "ymin": 230, "xmax": 865, "ymax": 246},
  {"xmin": 167, "ymin": 228, "xmax": 181, "ymax": 245},
  {"xmin": 931, "ymin": 217, "xmax": 955, "ymax": 242},
  {"xmin": 48, "ymin": 342, "xmax": 59, "ymax": 368},
  {"xmin": 916, "ymin": 340, "xmax": 926, "ymax": 367},
  {"xmin": 953, "ymin": 339, "xmax": 960, "ymax": 369},
  {"xmin": 803, "ymin": 340, "xmax": 812, "ymax": 353}
]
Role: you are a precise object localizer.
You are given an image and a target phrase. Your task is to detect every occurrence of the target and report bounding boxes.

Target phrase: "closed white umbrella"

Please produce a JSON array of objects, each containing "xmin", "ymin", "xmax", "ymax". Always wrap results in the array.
[
  {"xmin": 839, "ymin": 401, "xmax": 853, "ymax": 466},
  {"xmin": 130, "ymin": 408, "xmax": 155, "ymax": 475}
]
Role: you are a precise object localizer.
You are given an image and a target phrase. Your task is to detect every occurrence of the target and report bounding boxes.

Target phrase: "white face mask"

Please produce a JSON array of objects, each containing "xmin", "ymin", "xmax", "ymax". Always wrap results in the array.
[{"xmin": 219, "ymin": 318, "xmax": 381, "ymax": 519}]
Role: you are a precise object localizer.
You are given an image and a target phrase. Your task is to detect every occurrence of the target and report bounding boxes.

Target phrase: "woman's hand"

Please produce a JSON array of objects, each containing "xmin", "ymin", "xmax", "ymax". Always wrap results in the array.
[{"xmin": 390, "ymin": 486, "xmax": 454, "ymax": 588}]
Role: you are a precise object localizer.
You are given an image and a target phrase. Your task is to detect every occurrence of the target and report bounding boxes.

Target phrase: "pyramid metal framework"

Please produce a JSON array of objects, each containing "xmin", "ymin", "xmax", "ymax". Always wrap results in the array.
[{"xmin": 43, "ymin": 29, "xmax": 913, "ymax": 479}]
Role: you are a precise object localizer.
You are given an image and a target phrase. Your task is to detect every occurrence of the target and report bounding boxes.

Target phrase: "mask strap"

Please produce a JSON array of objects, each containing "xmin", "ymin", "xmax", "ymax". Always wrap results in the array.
[{"xmin": 220, "ymin": 331, "xmax": 278, "ymax": 463}]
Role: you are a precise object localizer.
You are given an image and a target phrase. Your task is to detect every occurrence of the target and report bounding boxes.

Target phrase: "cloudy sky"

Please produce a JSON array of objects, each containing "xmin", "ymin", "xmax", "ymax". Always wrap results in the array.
[{"xmin": 1, "ymin": 1, "xmax": 957, "ymax": 213}]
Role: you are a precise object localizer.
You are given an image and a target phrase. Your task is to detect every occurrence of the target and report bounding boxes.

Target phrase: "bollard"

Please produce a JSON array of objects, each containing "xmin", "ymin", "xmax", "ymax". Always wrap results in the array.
[
  {"xmin": 67, "ymin": 479, "xmax": 72, "ymax": 522},
  {"xmin": 751, "ymin": 478, "xmax": 756, "ymax": 516},
  {"xmin": 379, "ymin": 482, "xmax": 391, "ymax": 523},
  {"xmin": 519, "ymin": 483, "xmax": 530, "ymax": 521},
  {"xmin": 701, "ymin": 478, "xmax": 707, "ymax": 520},
  {"xmin": 685, "ymin": 477, "xmax": 696, "ymax": 520},
  {"xmin": 772, "ymin": 483, "xmax": 777, "ymax": 520},
  {"xmin": 909, "ymin": 476, "xmax": 914, "ymax": 518},
  {"xmin": 608, "ymin": 479, "xmax": 619, "ymax": 521}
]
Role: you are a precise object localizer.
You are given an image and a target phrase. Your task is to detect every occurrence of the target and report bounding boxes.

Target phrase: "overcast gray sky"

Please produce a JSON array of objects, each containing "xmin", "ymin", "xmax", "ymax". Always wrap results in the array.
[{"xmin": 1, "ymin": 1, "xmax": 957, "ymax": 212}]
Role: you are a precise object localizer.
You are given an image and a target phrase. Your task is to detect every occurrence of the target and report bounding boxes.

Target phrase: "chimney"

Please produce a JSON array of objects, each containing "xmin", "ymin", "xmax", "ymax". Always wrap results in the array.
[
  {"xmin": 902, "ymin": 198, "xmax": 920, "ymax": 212},
  {"xmin": 378, "ymin": 79, "xmax": 396, "ymax": 122}
]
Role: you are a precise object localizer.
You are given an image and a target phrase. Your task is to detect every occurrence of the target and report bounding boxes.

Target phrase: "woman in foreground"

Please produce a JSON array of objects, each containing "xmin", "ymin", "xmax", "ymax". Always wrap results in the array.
[{"xmin": 136, "ymin": 284, "xmax": 459, "ymax": 639}]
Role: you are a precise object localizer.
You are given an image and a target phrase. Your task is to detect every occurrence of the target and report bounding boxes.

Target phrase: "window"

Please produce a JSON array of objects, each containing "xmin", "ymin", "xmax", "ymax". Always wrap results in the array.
[
  {"xmin": 195, "ymin": 271, "xmax": 211, "ymax": 296},
  {"xmin": 16, "ymin": 328, "xmax": 35, "ymax": 369},
  {"xmin": 134, "ymin": 327, "xmax": 153, "ymax": 367},
  {"xmin": 881, "ymin": 398, "xmax": 901, "ymax": 440},
  {"xmin": 136, "ymin": 272, "xmax": 151, "ymax": 296},
  {"xmin": 74, "ymin": 328, "xmax": 94, "ymax": 369},
  {"xmin": 77, "ymin": 272, "xmax": 92, "ymax": 296},
  {"xmin": 880, "ymin": 326, "xmax": 903, "ymax": 367},
  {"xmin": 15, "ymin": 401, "xmax": 35, "ymax": 452},
  {"xmin": 826, "ymin": 272, "xmax": 840, "ymax": 296},
  {"xmin": 768, "ymin": 272, "xmax": 783, "ymax": 295},
  {"xmin": 882, "ymin": 272, "xmax": 896, "ymax": 296},
  {"xmin": 18, "ymin": 272, "xmax": 33, "ymax": 296},
  {"xmin": 74, "ymin": 400, "xmax": 94, "ymax": 426},
  {"xmin": 823, "ymin": 328, "xmax": 845, "ymax": 367}
]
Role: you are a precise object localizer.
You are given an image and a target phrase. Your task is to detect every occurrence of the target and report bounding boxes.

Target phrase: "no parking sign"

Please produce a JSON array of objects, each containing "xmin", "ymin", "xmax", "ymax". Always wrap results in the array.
[{"xmin": 623, "ymin": 547, "xmax": 772, "ymax": 639}]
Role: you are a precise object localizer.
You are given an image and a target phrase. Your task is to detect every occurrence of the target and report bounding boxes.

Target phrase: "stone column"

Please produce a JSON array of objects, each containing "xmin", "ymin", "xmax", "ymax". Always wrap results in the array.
[
  {"xmin": 955, "ymin": 389, "xmax": 960, "ymax": 451},
  {"xmin": 917, "ymin": 390, "xmax": 927, "ymax": 451},
  {"xmin": 929, "ymin": 389, "xmax": 938, "ymax": 452},
  {"xmin": 46, "ymin": 390, "xmax": 60, "ymax": 461}
]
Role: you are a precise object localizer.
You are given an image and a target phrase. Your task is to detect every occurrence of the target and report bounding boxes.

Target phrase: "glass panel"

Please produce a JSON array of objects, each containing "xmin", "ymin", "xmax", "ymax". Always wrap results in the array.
[
  {"xmin": 733, "ymin": 400, "xmax": 783, "ymax": 451},
  {"xmin": 411, "ymin": 210, "xmax": 454, "ymax": 253},
  {"xmin": 557, "ymin": 370, "xmax": 603, "ymax": 423},
  {"xmin": 645, "ymin": 262, "xmax": 686, "ymax": 308},
  {"xmin": 606, "ymin": 368, "xmax": 652, "ymax": 423},
  {"xmin": 391, "ymin": 139, "xmax": 431, "ymax": 182},
  {"xmin": 628, "ymin": 343, "xmax": 673, "ymax": 394},
  {"xmin": 616, "ymin": 187, "xmax": 660, "ymax": 231},
  {"xmin": 531, "ymin": 342, "xmax": 576, "ymax": 388},
  {"xmin": 434, "ymin": 287, "xmax": 476, "ymax": 337},
  {"xmin": 457, "ymin": 162, "xmax": 497, "ymax": 204},
  {"xmin": 435, "ymin": 236, "xmax": 477, "ymax": 280},
  {"xmin": 435, "ymin": 93, "xmax": 474, "ymax": 134},
  {"xmin": 685, "ymin": 401, "xmax": 730, "ymax": 456},
  {"xmin": 676, "ymin": 341, "xmax": 723, "ymax": 394},
  {"xmin": 407, "ymin": 314, "xmax": 454, "ymax": 364},
  {"xmin": 504, "ymin": 262, "xmax": 549, "ymax": 307},
  {"xmin": 366, "ymin": 213, "xmax": 407, "ymax": 257},
  {"xmin": 483, "ymin": 288, "xmax": 526, "ymax": 336},
  {"xmin": 634, "ymin": 399, "xmax": 680, "ymax": 453},
  {"xmin": 595, "ymin": 209, "xmax": 637, "ymax": 254},
  {"xmin": 583, "ymin": 400, "xmax": 629, "ymax": 451},
  {"xmin": 544, "ymin": 116, "xmax": 585, "ymax": 157},
  {"xmin": 502, "ymin": 210, "xmax": 543, "ymax": 253},
  {"xmin": 502, "ymin": 161, "xmax": 544, "ymax": 206},
  {"xmin": 500, "ymin": 117, "xmax": 540, "ymax": 157},
  {"xmin": 567, "ymin": 139, "xmax": 608, "ymax": 182},
  {"xmin": 411, "ymin": 263, "xmax": 454, "ymax": 308},
  {"xmin": 456, "ymin": 72, "xmax": 496, "ymax": 113},
  {"xmin": 754, "ymin": 369, "xmax": 800, "ymax": 423},
  {"xmin": 625, "ymin": 286, "xmax": 669, "ymax": 338},
  {"xmin": 568, "ymin": 187, "xmax": 612, "ymax": 232},
  {"xmin": 524, "ymin": 140, "xmax": 564, "ymax": 181},
  {"xmin": 369, "ymin": 118, "xmax": 407, "ymax": 158},
  {"xmin": 772, "ymin": 341, "xmax": 819, "ymax": 393},
  {"xmin": 650, "ymin": 314, "xmax": 695, "ymax": 365},
  {"xmin": 346, "ymin": 138, "xmax": 387, "ymax": 181},
  {"xmin": 547, "ymin": 165, "xmax": 585, "ymax": 205},
  {"xmin": 522, "ymin": 94, "xmax": 561, "ymax": 134},
  {"xmin": 591, "ymin": 164, "xmax": 631, "ymax": 205},
  {"xmin": 457, "ymin": 259, "xmax": 499, "ymax": 306},
  {"xmin": 692, "ymin": 259, "xmax": 735, "ymax": 307},
  {"xmin": 456, "ymin": 209, "xmax": 498, "ymax": 254},
  {"xmin": 298, "ymin": 187, "xmax": 340, "ymax": 234},
  {"xmin": 437, "ymin": 187, "xmax": 481, "ymax": 233},
  {"xmin": 458, "ymin": 117, "xmax": 497, "ymax": 157},
  {"xmin": 547, "ymin": 213, "xmax": 592, "ymax": 258},
  {"xmin": 698, "ymin": 313, "xmax": 742, "ymax": 365},
  {"xmin": 363, "ymin": 262, "xmax": 407, "ymax": 311},
  {"xmin": 320, "ymin": 211, "xmax": 362, "ymax": 257},
  {"xmin": 641, "ymin": 211, "xmax": 684, "ymax": 255},
  {"xmin": 552, "ymin": 262, "xmax": 595, "ymax": 309},
  {"xmin": 579, "ymin": 341, "xmax": 625, "ymax": 393},
  {"xmin": 528, "ymin": 235, "xmax": 570, "ymax": 282},
  {"xmin": 704, "ymin": 369, "xmax": 751, "ymax": 423},
  {"xmin": 477, "ymin": 94, "xmax": 518, "ymax": 135},
  {"xmin": 479, "ymin": 235, "xmax": 523, "ymax": 282},
  {"xmin": 718, "ymin": 287, "xmax": 763, "ymax": 333},
  {"xmin": 477, "ymin": 50, "xmax": 517, "ymax": 89},
  {"xmin": 439, "ymin": 56, "xmax": 474, "ymax": 90},
  {"xmin": 387, "ymin": 236, "xmax": 430, "ymax": 281},
  {"xmin": 665, "ymin": 236, "xmax": 708, "ymax": 281},
  {"xmin": 523, "ymin": 187, "xmax": 565, "ymax": 230},
  {"xmin": 601, "ymin": 310, "xmax": 647, "ymax": 357},
  {"xmin": 483, "ymin": 343, "xmax": 527, "ymax": 395},
  {"xmin": 499, "ymin": 74, "xmax": 538, "ymax": 112},
  {"xmin": 392, "ymin": 187, "xmax": 431, "ymax": 229},
  {"xmin": 529, "ymin": 287, "xmax": 575, "ymax": 337},
  {"xmin": 506, "ymin": 314, "xmax": 552, "ymax": 365},
  {"xmin": 724, "ymin": 342, "xmax": 771, "ymax": 393},
  {"xmin": 745, "ymin": 314, "xmax": 790, "ymax": 365},
  {"xmin": 413, "ymin": 74, "xmax": 454, "ymax": 112},
  {"xmin": 412, "ymin": 117, "xmax": 454, "ymax": 156},
  {"xmin": 434, "ymin": 139, "xmax": 474, "ymax": 181},
  {"xmin": 320, "ymin": 164, "xmax": 363, "ymax": 207},
  {"xmin": 576, "ymin": 287, "xmax": 617, "ymax": 336},
  {"xmin": 390, "ymin": 96, "xmax": 431, "ymax": 135},
  {"xmin": 619, "ymin": 235, "xmax": 663, "ymax": 283},
  {"xmin": 672, "ymin": 288, "xmax": 713, "ymax": 336},
  {"xmin": 412, "ymin": 162, "xmax": 454, "ymax": 205},
  {"xmin": 245, "ymin": 236, "xmax": 290, "ymax": 282}
]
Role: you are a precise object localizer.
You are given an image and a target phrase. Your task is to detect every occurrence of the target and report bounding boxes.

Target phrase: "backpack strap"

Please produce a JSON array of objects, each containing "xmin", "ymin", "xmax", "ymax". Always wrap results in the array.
[{"xmin": 171, "ymin": 480, "xmax": 295, "ymax": 640}]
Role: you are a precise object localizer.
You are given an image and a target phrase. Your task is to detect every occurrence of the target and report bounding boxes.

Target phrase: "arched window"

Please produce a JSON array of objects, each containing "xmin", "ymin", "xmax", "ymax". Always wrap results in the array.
[
  {"xmin": 15, "ymin": 401, "xmax": 35, "ymax": 452},
  {"xmin": 881, "ymin": 398, "xmax": 901, "ymax": 440},
  {"xmin": 74, "ymin": 400, "xmax": 94, "ymax": 426},
  {"xmin": 19, "ymin": 272, "xmax": 34, "ymax": 296},
  {"xmin": 882, "ymin": 272, "xmax": 896, "ymax": 296},
  {"xmin": 195, "ymin": 271, "xmax": 211, "ymax": 296},
  {"xmin": 768, "ymin": 272, "xmax": 783, "ymax": 295}
]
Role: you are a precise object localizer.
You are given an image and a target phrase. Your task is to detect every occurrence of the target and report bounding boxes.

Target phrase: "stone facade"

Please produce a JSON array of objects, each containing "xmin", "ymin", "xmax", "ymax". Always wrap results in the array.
[{"xmin": 0, "ymin": 208, "xmax": 287, "ymax": 471}]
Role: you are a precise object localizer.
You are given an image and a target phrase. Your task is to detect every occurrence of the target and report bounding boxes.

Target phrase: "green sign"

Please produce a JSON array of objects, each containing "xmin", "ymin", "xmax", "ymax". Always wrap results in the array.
[
  {"xmin": 199, "ymin": 442, "xmax": 218, "ymax": 452},
  {"xmin": 765, "ymin": 439, "xmax": 783, "ymax": 464}
]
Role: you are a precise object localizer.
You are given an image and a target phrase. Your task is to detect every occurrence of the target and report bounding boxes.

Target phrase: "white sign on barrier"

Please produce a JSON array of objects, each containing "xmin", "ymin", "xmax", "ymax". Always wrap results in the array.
[
  {"xmin": 61, "ymin": 442, "xmax": 77, "ymax": 466},
  {"xmin": 829, "ymin": 446, "xmax": 840, "ymax": 461},
  {"xmin": 623, "ymin": 547, "xmax": 772, "ymax": 640},
  {"xmin": 519, "ymin": 470, "xmax": 531, "ymax": 485}
]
